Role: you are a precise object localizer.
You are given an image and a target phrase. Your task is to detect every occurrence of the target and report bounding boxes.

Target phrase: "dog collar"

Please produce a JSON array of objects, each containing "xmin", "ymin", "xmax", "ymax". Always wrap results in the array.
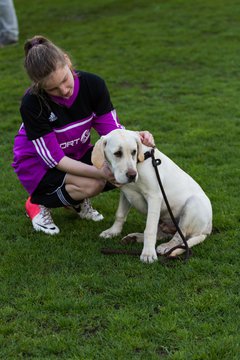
[
  {"xmin": 143, "ymin": 150, "xmax": 152, "ymax": 161},
  {"xmin": 137, "ymin": 150, "xmax": 152, "ymax": 163},
  {"xmin": 143, "ymin": 148, "xmax": 162, "ymax": 168}
]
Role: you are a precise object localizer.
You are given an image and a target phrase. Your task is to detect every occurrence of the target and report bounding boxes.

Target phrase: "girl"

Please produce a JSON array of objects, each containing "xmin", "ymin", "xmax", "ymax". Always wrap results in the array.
[{"xmin": 12, "ymin": 35, "xmax": 155, "ymax": 235}]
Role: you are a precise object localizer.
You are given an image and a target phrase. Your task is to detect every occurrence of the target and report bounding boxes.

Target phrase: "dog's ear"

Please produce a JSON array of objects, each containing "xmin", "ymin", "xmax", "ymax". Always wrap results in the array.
[
  {"xmin": 91, "ymin": 137, "xmax": 106, "ymax": 168},
  {"xmin": 136, "ymin": 136, "xmax": 144, "ymax": 162}
]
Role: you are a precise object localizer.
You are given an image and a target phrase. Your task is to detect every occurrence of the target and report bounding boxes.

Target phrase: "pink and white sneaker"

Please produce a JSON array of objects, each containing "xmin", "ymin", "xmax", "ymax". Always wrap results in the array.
[{"xmin": 25, "ymin": 197, "xmax": 60, "ymax": 235}]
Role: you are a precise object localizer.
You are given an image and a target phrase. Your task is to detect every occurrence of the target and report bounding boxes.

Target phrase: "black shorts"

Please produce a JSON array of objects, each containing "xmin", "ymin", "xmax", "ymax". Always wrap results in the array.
[{"xmin": 31, "ymin": 147, "xmax": 115, "ymax": 208}]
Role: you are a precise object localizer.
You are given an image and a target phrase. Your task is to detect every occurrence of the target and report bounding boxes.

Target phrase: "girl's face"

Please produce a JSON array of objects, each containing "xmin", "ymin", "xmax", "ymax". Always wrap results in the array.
[{"xmin": 43, "ymin": 64, "xmax": 74, "ymax": 98}]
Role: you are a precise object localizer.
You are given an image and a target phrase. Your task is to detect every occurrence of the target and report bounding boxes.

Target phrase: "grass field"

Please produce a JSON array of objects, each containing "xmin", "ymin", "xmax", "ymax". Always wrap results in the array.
[{"xmin": 0, "ymin": 0, "xmax": 240, "ymax": 358}]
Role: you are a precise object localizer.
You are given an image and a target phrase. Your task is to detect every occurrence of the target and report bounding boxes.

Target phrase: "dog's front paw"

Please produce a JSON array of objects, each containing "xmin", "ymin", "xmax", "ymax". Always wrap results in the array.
[
  {"xmin": 140, "ymin": 248, "xmax": 158, "ymax": 263},
  {"xmin": 100, "ymin": 228, "xmax": 121, "ymax": 238}
]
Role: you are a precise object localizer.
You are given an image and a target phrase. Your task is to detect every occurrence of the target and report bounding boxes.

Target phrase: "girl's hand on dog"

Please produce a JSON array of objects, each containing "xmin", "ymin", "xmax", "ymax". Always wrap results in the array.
[
  {"xmin": 100, "ymin": 162, "xmax": 122, "ymax": 187},
  {"xmin": 138, "ymin": 130, "xmax": 155, "ymax": 147}
]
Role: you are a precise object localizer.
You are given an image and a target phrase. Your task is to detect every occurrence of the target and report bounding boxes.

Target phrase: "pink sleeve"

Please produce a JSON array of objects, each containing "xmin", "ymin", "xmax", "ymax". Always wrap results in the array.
[
  {"xmin": 92, "ymin": 110, "xmax": 124, "ymax": 136},
  {"xmin": 32, "ymin": 132, "xmax": 65, "ymax": 169}
]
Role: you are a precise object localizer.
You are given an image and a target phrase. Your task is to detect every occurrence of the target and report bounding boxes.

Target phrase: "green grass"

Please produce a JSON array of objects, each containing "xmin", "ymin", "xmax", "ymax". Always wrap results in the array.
[{"xmin": 0, "ymin": 0, "xmax": 240, "ymax": 358}]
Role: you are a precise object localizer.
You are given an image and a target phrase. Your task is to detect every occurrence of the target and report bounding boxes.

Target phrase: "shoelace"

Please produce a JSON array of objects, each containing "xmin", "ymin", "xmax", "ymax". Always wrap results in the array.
[{"xmin": 40, "ymin": 206, "xmax": 54, "ymax": 225}]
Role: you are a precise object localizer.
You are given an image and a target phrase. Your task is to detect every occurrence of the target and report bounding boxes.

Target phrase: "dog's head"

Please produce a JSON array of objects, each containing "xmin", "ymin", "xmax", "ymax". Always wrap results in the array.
[{"xmin": 92, "ymin": 129, "xmax": 145, "ymax": 184}]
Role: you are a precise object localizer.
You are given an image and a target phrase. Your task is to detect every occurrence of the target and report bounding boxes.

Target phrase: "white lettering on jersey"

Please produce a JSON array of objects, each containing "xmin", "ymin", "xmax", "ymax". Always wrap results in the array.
[
  {"xmin": 60, "ymin": 130, "xmax": 91, "ymax": 149},
  {"xmin": 81, "ymin": 129, "xmax": 90, "ymax": 143},
  {"xmin": 60, "ymin": 138, "xmax": 81, "ymax": 149}
]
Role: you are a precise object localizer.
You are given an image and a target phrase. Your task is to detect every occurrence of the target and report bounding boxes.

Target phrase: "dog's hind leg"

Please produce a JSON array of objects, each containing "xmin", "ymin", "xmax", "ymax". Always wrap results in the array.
[
  {"xmin": 156, "ymin": 233, "xmax": 207, "ymax": 256},
  {"xmin": 121, "ymin": 233, "xmax": 144, "ymax": 244},
  {"xmin": 122, "ymin": 224, "xmax": 172, "ymax": 244},
  {"xmin": 121, "ymin": 221, "xmax": 173, "ymax": 244},
  {"xmin": 156, "ymin": 232, "xmax": 185, "ymax": 255},
  {"xmin": 169, "ymin": 234, "xmax": 207, "ymax": 256},
  {"xmin": 157, "ymin": 195, "xmax": 211, "ymax": 256}
]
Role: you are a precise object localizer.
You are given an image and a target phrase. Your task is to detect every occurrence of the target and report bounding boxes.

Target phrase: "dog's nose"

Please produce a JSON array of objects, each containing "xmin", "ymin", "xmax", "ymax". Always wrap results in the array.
[{"xmin": 126, "ymin": 170, "xmax": 137, "ymax": 182}]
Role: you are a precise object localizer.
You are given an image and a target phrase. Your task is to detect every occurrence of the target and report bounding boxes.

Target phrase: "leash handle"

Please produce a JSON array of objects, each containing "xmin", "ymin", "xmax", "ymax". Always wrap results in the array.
[{"xmin": 150, "ymin": 149, "xmax": 190, "ymax": 261}]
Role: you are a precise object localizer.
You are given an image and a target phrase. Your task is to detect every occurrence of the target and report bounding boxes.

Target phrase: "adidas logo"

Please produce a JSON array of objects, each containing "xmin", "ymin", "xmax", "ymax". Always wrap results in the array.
[{"xmin": 49, "ymin": 112, "xmax": 58, "ymax": 122}]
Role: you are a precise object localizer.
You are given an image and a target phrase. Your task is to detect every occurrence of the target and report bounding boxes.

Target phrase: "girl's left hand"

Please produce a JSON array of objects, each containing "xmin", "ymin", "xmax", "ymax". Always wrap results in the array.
[{"xmin": 138, "ymin": 130, "xmax": 155, "ymax": 147}]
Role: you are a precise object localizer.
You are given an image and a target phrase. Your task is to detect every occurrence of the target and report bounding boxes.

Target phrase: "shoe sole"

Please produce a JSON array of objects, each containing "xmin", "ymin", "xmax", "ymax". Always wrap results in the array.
[
  {"xmin": 65, "ymin": 207, "xmax": 104, "ymax": 221},
  {"xmin": 78, "ymin": 214, "xmax": 104, "ymax": 221},
  {"xmin": 0, "ymin": 41, "xmax": 18, "ymax": 48},
  {"xmin": 26, "ymin": 213, "xmax": 60, "ymax": 235},
  {"xmin": 33, "ymin": 224, "xmax": 60, "ymax": 235}
]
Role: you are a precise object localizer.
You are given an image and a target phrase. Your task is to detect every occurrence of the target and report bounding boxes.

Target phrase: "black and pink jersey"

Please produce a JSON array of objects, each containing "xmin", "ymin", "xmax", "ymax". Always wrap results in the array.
[{"xmin": 12, "ymin": 71, "xmax": 124, "ymax": 195}]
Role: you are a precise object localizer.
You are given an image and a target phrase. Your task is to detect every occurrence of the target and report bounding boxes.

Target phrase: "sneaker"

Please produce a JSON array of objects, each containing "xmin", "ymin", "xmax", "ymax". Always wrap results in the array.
[
  {"xmin": 25, "ymin": 197, "xmax": 60, "ymax": 235},
  {"xmin": 72, "ymin": 198, "xmax": 104, "ymax": 222}
]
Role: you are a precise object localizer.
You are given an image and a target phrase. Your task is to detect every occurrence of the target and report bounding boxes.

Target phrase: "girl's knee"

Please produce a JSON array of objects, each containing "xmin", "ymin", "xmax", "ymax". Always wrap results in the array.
[{"xmin": 89, "ymin": 179, "xmax": 106, "ymax": 197}]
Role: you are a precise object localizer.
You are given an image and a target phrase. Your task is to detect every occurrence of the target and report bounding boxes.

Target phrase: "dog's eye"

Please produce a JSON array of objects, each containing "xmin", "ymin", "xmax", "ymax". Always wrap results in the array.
[
  {"xmin": 131, "ymin": 150, "xmax": 137, "ymax": 157},
  {"xmin": 114, "ymin": 150, "xmax": 122, "ymax": 158}
]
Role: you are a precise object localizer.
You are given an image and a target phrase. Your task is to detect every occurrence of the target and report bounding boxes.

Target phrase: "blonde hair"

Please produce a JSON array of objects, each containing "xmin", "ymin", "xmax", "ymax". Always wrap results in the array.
[{"xmin": 24, "ymin": 35, "xmax": 71, "ymax": 94}]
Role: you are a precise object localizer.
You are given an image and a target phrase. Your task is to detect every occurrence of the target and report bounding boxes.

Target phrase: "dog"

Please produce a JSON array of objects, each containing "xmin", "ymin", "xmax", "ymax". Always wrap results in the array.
[{"xmin": 92, "ymin": 129, "xmax": 212, "ymax": 263}]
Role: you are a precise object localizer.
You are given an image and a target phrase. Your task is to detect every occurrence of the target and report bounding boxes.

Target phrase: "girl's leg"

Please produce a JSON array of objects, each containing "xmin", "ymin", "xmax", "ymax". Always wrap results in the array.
[
  {"xmin": 65, "ymin": 174, "xmax": 106, "ymax": 201},
  {"xmin": 0, "ymin": 0, "xmax": 19, "ymax": 44},
  {"xmin": 28, "ymin": 175, "xmax": 106, "ymax": 234}
]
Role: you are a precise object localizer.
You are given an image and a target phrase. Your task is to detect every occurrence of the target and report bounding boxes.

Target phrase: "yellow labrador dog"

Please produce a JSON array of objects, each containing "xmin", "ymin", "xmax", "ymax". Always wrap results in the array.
[{"xmin": 92, "ymin": 129, "xmax": 212, "ymax": 263}]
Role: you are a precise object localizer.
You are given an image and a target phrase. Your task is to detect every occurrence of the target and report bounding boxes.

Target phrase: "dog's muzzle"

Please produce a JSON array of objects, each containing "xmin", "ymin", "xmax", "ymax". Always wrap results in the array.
[{"xmin": 126, "ymin": 169, "xmax": 137, "ymax": 183}]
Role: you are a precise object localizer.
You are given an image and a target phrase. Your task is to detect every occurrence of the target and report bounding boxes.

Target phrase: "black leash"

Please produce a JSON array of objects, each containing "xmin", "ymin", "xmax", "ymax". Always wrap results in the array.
[{"xmin": 149, "ymin": 148, "xmax": 191, "ymax": 261}]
